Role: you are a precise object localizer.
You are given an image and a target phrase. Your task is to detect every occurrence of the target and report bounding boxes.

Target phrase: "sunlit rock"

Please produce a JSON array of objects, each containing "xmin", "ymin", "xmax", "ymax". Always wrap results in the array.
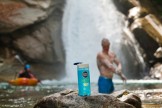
[
  {"xmin": 131, "ymin": 14, "xmax": 162, "ymax": 44},
  {"xmin": 128, "ymin": 7, "xmax": 148, "ymax": 20},
  {"xmin": 23, "ymin": 0, "xmax": 52, "ymax": 9},
  {"xmin": 154, "ymin": 47, "xmax": 162, "ymax": 58},
  {"xmin": 0, "ymin": 0, "xmax": 56, "ymax": 33},
  {"xmin": 127, "ymin": 7, "xmax": 148, "ymax": 27}
]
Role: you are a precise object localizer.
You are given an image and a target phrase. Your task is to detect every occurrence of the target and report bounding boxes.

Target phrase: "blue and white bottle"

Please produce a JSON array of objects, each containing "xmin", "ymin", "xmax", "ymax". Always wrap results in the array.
[{"xmin": 77, "ymin": 64, "xmax": 91, "ymax": 96}]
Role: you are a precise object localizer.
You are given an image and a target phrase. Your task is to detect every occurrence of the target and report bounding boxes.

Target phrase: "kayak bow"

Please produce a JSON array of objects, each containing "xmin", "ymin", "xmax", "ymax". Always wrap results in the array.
[{"xmin": 9, "ymin": 78, "xmax": 38, "ymax": 86}]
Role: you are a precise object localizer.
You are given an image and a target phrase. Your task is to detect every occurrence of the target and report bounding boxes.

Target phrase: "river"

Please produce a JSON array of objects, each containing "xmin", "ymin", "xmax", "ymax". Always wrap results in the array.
[{"xmin": 1, "ymin": 79, "xmax": 162, "ymax": 108}]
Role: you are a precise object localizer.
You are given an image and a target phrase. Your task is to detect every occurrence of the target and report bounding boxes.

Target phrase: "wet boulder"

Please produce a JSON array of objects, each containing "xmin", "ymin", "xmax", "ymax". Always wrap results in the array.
[
  {"xmin": 119, "ymin": 93, "xmax": 141, "ymax": 108},
  {"xmin": 113, "ymin": 90, "xmax": 142, "ymax": 108},
  {"xmin": 149, "ymin": 63, "xmax": 162, "ymax": 79},
  {"xmin": 132, "ymin": 89, "xmax": 162, "ymax": 105},
  {"xmin": 34, "ymin": 89, "xmax": 141, "ymax": 108}
]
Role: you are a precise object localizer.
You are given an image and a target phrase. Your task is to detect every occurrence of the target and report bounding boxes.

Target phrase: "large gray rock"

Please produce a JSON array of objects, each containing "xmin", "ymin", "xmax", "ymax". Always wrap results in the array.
[
  {"xmin": 0, "ymin": 0, "xmax": 65, "ymax": 80},
  {"xmin": 34, "ymin": 89, "xmax": 139, "ymax": 108},
  {"xmin": 13, "ymin": 26, "xmax": 54, "ymax": 63}
]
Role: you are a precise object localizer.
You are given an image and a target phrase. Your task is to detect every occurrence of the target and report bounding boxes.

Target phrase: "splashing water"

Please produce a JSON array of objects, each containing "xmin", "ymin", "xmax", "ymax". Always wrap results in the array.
[{"xmin": 62, "ymin": 0, "xmax": 146, "ymax": 82}]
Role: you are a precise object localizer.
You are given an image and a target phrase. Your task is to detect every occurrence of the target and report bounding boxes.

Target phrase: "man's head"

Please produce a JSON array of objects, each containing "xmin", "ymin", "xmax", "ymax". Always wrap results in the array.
[{"xmin": 101, "ymin": 38, "xmax": 110, "ymax": 51}]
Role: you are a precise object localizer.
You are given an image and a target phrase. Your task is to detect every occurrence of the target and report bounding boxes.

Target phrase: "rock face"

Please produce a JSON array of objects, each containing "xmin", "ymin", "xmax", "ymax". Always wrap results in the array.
[
  {"xmin": 113, "ymin": 0, "xmax": 162, "ymax": 76},
  {"xmin": 0, "ymin": 0, "xmax": 65, "ymax": 80},
  {"xmin": 34, "ymin": 89, "xmax": 142, "ymax": 108}
]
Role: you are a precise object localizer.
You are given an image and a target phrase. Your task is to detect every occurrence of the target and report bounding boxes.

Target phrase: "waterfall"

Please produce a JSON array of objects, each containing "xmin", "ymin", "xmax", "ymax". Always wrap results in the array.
[{"xmin": 62, "ymin": 0, "xmax": 146, "ymax": 82}]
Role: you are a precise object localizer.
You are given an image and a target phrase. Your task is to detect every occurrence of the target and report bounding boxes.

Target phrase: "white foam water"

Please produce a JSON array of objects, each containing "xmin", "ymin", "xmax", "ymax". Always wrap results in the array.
[{"xmin": 62, "ymin": 0, "xmax": 146, "ymax": 82}]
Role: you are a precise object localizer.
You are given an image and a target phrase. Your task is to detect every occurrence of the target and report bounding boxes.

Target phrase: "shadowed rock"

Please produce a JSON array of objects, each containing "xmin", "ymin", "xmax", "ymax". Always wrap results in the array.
[{"xmin": 34, "ymin": 89, "xmax": 141, "ymax": 108}]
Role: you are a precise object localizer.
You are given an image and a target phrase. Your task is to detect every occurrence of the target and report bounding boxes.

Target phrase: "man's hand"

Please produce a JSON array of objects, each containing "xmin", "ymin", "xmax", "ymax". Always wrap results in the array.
[
  {"xmin": 115, "ymin": 67, "xmax": 122, "ymax": 74},
  {"xmin": 116, "ymin": 69, "xmax": 127, "ymax": 83},
  {"xmin": 121, "ymin": 74, "xmax": 127, "ymax": 83},
  {"xmin": 108, "ymin": 64, "xmax": 116, "ymax": 72}
]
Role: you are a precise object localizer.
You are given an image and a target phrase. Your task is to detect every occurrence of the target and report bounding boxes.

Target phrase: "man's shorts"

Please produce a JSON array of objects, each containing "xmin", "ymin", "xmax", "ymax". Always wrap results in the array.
[{"xmin": 98, "ymin": 76, "xmax": 114, "ymax": 94}]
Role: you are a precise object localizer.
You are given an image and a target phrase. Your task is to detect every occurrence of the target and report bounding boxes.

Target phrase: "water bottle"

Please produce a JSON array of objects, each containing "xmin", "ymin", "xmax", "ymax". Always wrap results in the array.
[{"xmin": 74, "ymin": 62, "xmax": 91, "ymax": 96}]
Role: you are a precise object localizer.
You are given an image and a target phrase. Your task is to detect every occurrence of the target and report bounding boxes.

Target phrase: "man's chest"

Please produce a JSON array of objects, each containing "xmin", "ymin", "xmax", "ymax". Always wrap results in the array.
[{"xmin": 103, "ymin": 54, "xmax": 115, "ymax": 62}]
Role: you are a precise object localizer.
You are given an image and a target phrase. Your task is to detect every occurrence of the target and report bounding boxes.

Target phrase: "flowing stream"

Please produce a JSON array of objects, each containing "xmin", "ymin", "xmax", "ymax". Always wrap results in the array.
[{"xmin": 0, "ymin": 80, "xmax": 162, "ymax": 108}]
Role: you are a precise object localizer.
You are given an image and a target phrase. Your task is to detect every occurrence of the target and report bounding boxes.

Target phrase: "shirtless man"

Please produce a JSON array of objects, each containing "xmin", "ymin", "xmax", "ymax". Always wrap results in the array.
[{"xmin": 97, "ymin": 38, "xmax": 126, "ymax": 94}]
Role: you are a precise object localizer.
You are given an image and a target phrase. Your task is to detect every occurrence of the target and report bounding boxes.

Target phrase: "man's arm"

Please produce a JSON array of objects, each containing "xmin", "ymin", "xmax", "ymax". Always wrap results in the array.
[
  {"xmin": 97, "ymin": 53, "xmax": 116, "ymax": 72},
  {"xmin": 113, "ymin": 54, "xmax": 127, "ymax": 82}
]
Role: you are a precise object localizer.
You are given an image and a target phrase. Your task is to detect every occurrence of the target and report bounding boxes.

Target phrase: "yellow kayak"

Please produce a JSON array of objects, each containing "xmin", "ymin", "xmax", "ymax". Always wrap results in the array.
[{"xmin": 9, "ymin": 78, "xmax": 38, "ymax": 86}]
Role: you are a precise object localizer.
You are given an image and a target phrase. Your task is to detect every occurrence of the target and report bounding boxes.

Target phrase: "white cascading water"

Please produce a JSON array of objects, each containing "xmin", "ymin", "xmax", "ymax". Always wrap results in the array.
[{"xmin": 62, "ymin": 0, "xmax": 146, "ymax": 83}]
